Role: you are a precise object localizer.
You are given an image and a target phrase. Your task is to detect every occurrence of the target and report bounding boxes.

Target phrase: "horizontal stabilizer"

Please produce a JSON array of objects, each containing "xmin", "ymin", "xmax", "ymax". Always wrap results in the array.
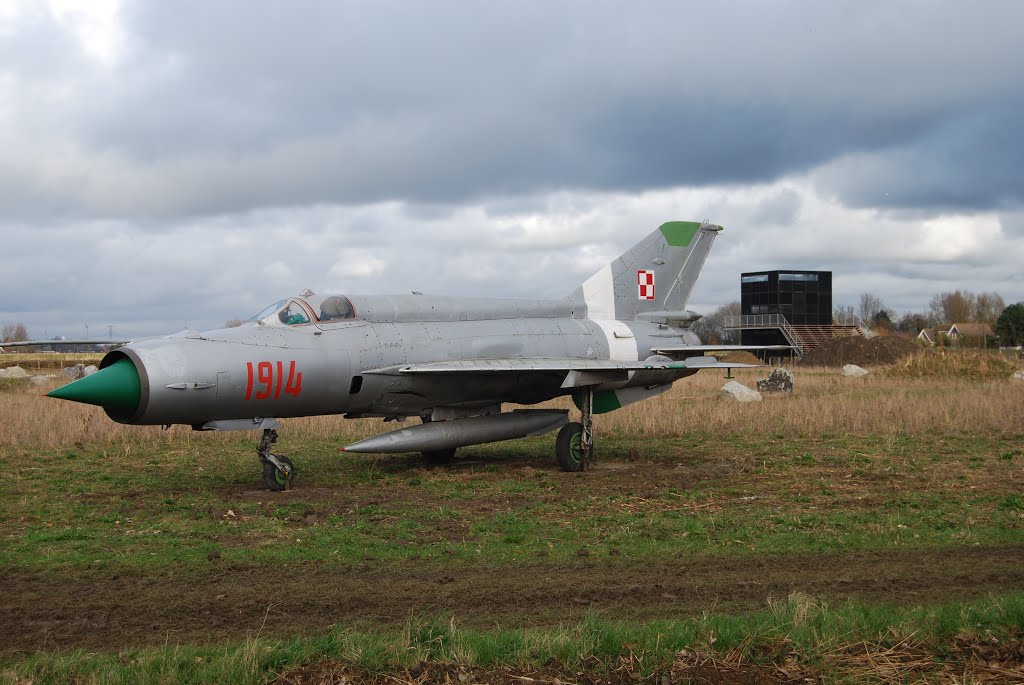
[{"xmin": 635, "ymin": 310, "xmax": 703, "ymax": 324}]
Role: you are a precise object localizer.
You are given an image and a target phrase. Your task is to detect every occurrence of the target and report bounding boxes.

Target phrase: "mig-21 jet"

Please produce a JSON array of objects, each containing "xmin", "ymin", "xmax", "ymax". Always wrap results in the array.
[{"xmin": 46, "ymin": 221, "xmax": 781, "ymax": 490}]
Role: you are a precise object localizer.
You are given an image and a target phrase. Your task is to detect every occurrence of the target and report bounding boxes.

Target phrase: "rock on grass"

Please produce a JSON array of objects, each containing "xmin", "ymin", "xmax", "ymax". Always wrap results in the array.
[{"xmin": 720, "ymin": 380, "xmax": 762, "ymax": 402}]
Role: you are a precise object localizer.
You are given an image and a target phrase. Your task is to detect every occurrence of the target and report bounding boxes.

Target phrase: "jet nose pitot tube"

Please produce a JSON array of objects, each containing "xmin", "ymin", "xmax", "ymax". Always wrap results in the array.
[{"xmin": 47, "ymin": 357, "xmax": 142, "ymax": 414}]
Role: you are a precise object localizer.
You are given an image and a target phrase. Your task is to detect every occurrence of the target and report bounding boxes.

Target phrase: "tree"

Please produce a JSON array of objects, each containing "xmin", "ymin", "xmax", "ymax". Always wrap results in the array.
[
  {"xmin": 871, "ymin": 309, "xmax": 893, "ymax": 332},
  {"xmin": 833, "ymin": 304, "xmax": 856, "ymax": 324},
  {"xmin": 1, "ymin": 322, "xmax": 28, "ymax": 343},
  {"xmin": 224, "ymin": 318, "xmax": 246, "ymax": 328},
  {"xmin": 858, "ymin": 293, "xmax": 885, "ymax": 323},
  {"xmin": 995, "ymin": 303, "xmax": 1024, "ymax": 347},
  {"xmin": 689, "ymin": 302, "xmax": 741, "ymax": 344},
  {"xmin": 972, "ymin": 292, "xmax": 1006, "ymax": 325},
  {"xmin": 929, "ymin": 290, "xmax": 975, "ymax": 324},
  {"xmin": 895, "ymin": 312, "xmax": 932, "ymax": 336}
]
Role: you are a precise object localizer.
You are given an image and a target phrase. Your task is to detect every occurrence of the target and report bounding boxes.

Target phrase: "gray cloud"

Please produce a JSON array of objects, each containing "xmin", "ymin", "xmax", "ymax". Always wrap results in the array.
[
  {"xmin": 3, "ymin": 2, "xmax": 1024, "ymax": 339},
  {"xmin": 815, "ymin": 99, "xmax": 1024, "ymax": 211},
  {"xmin": 2, "ymin": 2, "xmax": 1023, "ymax": 220},
  {"xmin": 999, "ymin": 211, "xmax": 1024, "ymax": 236},
  {"xmin": 4, "ymin": 180, "xmax": 1020, "ymax": 339},
  {"xmin": 751, "ymin": 189, "xmax": 802, "ymax": 226}
]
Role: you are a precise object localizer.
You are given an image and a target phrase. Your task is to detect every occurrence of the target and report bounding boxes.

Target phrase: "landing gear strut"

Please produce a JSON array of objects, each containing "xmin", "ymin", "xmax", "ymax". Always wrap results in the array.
[
  {"xmin": 418, "ymin": 415, "xmax": 458, "ymax": 465},
  {"xmin": 258, "ymin": 428, "xmax": 295, "ymax": 491},
  {"xmin": 422, "ymin": 447, "xmax": 457, "ymax": 465},
  {"xmin": 556, "ymin": 386, "xmax": 595, "ymax": 472}
]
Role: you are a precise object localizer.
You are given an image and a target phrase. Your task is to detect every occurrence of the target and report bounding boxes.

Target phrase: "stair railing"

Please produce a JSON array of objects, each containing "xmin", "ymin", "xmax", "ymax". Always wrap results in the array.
[{"xmin": 724, "ymin": 314, "xmax": 806, "ymax": 357}]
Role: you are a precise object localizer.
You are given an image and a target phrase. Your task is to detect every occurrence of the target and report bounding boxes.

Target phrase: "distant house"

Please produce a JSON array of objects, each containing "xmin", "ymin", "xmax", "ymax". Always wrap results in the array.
[
  {"xmin": 917, "ymin": 323, "xmax": 994, "ymax": 347},
  {"xmin": 946, "ymin": 323, "xmax": 993, "ymax": 345}
]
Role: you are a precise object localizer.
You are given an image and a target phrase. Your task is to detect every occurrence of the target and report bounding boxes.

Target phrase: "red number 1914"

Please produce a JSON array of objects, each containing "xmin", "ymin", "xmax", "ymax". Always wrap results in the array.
[{"xmin": 245, "ymin": 360, "xmax": 303, "ymax": 400}]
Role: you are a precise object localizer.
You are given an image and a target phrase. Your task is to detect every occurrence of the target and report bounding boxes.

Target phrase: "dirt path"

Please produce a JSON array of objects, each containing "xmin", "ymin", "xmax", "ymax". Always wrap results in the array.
[{"xmin": 6, "ymin": 544, "xmax": 1023, "ymax": 654}]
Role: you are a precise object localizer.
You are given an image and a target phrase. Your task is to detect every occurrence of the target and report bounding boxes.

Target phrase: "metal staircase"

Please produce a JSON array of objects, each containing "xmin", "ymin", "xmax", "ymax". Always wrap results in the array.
[
  {"xmin": 724, "ymin": 316, "xmax": 867, "ymax": 358},
  {"xmin": 790, "ymin": 324, "xmax": 861, "ymax": 351},
  {"xmin": 724, "ymin": 314, "xmax": 806, "ymax": 357}
]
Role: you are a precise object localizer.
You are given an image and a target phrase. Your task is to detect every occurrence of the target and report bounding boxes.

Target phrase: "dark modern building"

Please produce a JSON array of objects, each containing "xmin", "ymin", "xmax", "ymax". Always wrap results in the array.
[{"xmin": 739, "ymin": 270, "xmax": 833, "ymax": 349}]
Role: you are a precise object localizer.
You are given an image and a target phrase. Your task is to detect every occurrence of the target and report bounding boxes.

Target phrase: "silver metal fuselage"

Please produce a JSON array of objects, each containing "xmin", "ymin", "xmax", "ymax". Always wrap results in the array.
[{"xmin": 100, "ymin": 294, "xmax": 699, "ymax": 427}]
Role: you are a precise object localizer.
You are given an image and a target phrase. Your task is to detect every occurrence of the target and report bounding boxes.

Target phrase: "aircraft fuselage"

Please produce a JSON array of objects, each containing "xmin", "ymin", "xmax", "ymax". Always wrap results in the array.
[{"xmin": 100, "ymin": 296, "xmax": 699, "ymax": 427}]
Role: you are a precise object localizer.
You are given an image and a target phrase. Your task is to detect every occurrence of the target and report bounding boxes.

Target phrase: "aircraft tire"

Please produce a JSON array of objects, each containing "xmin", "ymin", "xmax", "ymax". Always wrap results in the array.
[
  {"xmin": 422, "ymin": 448, "xmax": 456, "ymax": 465},
  {"xmin": 263, "ymin": 455, "xmax": 296, "ymax": 491},
  {"xmin": 556, "ymin": 422, "xmax": 587, "ymax": 472}
]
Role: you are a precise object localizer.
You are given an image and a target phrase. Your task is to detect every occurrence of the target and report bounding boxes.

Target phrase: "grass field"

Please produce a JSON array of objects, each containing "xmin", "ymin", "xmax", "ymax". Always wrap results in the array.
[
  {"xmin": 1, "ymin": 358, "xmax": 1022, "ymax": 683},
  {"xmin": 0, "ymin": 351, "xmax": 104, "ymax": 373}
]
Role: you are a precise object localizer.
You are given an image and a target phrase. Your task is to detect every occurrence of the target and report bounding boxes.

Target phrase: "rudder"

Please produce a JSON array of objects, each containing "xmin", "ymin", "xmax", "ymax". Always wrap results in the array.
[{"xmin": 570, "ymin": 221, "xmax": 722, "ymax": 321}]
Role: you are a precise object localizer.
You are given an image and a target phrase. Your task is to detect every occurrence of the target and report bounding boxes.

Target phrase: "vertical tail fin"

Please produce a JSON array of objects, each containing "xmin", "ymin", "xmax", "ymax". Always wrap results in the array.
[{"xmin": 569, "ymin": 221, "xmax": 722, "ymax": 321}]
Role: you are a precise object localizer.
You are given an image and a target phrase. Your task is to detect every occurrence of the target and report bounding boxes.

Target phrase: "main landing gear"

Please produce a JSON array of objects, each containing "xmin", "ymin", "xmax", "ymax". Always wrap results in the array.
[
  {"xmin": 418, "ymin": 414, "xmax": 457, "ymax": 465},
  {"xmin": 258, "ymin": 428, "xmax": 295, "ymax": 491},
  {"xmin": 556, "ymin": 386, "xmax": 595, "ymax": 472},
  {"xmin": 422, "ymin": 447, "xmax": 457, "ymax": 465}
]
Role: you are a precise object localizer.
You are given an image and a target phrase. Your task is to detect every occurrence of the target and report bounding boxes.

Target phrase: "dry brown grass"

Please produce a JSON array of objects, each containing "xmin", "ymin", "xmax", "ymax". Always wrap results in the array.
[
  {"xmin": 879, "ymin": 349, "xmax": 1019, "ymax": 380},
  {"xmin": 600, "ymin": 366, "xmax": 1024, "ymax": 438},
  {"xmin": 0, "ymin": 352, "xmax": 105, "ymax": 372},
  {"xmin": 1, "ymin": 364, "xmax": 1022, "ymax": 450},
  {"xmin": 0, "ymin": 383, "xmax": 386, "ymax": 449}
]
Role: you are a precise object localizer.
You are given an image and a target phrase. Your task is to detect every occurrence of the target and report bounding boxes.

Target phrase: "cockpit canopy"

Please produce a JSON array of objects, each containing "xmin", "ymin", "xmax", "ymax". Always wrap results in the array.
[
  {"xmin": 249, "ymin": 295, "xmax": 356, "ymax": 327},
  {"xmin": 318, "ymin": 295, "xmax": 356, "ymax": 322}
]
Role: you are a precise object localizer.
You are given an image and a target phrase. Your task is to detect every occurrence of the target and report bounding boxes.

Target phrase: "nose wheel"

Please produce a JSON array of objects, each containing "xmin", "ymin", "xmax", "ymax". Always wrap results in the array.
[
  {"xmin": 263, "ymin": 455, "xmax": 295, "ymax": 491},
  {"xmin": 258, "ymin": 428, "xmax": 295, "ymax": 491}
]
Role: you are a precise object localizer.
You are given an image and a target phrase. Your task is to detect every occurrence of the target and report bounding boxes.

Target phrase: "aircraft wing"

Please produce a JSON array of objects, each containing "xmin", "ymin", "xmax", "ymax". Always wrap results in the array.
[
  {"xmin": 0, "ymin": 339, "xmax": 129, "ymax": 348},
  {"xmin": 367, "ymin": 357, "xmax": 760, "ymax": 374},
  {"xmin": 365, "ymin": 356, "xmax": 760, "ymax": 388},
  {"xmin": 651, "ymin": 344, "xmax": 791, "ymax": 354}
]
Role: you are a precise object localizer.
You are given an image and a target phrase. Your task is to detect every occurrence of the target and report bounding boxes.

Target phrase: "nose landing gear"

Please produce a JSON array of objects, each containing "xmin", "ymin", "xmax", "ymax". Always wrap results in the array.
[{"xmin": 258, "ymin": 428, "xmax": 295, "ymax": 491}]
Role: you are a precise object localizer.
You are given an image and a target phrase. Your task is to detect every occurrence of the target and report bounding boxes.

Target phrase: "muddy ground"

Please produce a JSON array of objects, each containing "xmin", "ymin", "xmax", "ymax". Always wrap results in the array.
[{"xmin": 6, "ymin": 544, "xmax": 1023, "ymax": 655}]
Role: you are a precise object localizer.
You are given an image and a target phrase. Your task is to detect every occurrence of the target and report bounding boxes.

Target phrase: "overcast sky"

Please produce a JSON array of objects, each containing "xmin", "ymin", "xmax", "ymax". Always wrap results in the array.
[{"xmin": 1, "ymin": 1, "xmax": 1022, "ymax": 339}]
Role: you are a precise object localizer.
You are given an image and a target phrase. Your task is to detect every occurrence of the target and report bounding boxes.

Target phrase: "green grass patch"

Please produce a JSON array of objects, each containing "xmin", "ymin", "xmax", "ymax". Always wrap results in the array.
[
  {"xmin": 4, "ymin": 592, "xmax": 1023, "ymax": 684},
  {"xmin": 3, "ymin": 431, "xmax": 1023, "ymax": 571}
]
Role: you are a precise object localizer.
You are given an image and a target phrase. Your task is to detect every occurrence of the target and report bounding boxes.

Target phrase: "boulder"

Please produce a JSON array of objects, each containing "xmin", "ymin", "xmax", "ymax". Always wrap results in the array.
[
  {"xmin": 756, "ymin": 368, "xmax": 794, "ymax": 393},
  {"xmin": 1012, "ymin": 370, "xmax": 1024, "ymax": 381},
  {"xmin": 0, "ymin": 366, "xmax": 29, "ymax": 379},
  {"xmin": 29, "ymin": 375, "xmax": 52, "ymax": 386},
  {"xmin": 720, "ymin": 380, "xmax": 762, "ymax": 402},
  {"xmin": 62, "ymin": 364, "xmax": 85, "ymax": 379},
  {"xmin": 82, "ymin": 365, "xmax": 99, "ymax": 376},
  {"xmin": 841, "ymin": 364, "xmax": 869, "ymax": 377}
]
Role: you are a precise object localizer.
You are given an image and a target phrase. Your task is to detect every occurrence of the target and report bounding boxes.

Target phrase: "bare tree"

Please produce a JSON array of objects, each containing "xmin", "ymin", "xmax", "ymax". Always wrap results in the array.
[
  {"xmin": 833, "ymin": 304, "xmax": 856, "ymax": 324},
  {"xmin": 858, "ymin": 293, "xmax": 885, "ymax": 323},
  {"xmin": 224, "ymin": 318, "xmax": 246, "ymax": 328},
  {"xmin": 929, "ymin": 290, "xmax": 975, "ymax": 324},
  {"xmin": 1, "ymin": 322, "xmax": 28, "ymax": 342},
  {"xmin": 972, "ymin": 292, "xmax": 1005, "ymax": 324},
  {"xmin": 895, "ymin": 312, "xmax": 933, "ymax": 335},
  {"xmin": 689, "ymin": 302, "xmax": 741, "ymax": 344}
]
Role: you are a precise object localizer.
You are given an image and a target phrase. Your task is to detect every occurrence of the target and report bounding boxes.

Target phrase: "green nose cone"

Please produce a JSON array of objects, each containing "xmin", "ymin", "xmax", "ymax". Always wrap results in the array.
[{"xmin": 48, "ymin": 358, "xmax": 141, "ymax": 412}]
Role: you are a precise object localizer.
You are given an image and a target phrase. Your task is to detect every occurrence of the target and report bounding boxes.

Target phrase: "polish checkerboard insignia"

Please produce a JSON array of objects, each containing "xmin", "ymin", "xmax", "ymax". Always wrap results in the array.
[{"xmin": 638, "ymin": 270, "xmax": 655, "ymax": 300}]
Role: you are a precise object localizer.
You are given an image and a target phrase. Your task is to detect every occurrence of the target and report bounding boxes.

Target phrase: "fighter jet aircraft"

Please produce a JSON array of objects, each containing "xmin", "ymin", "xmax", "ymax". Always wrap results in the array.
[{"xmin": 46, "ymin": 221, "xmax": 778, "ymax": 490}]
